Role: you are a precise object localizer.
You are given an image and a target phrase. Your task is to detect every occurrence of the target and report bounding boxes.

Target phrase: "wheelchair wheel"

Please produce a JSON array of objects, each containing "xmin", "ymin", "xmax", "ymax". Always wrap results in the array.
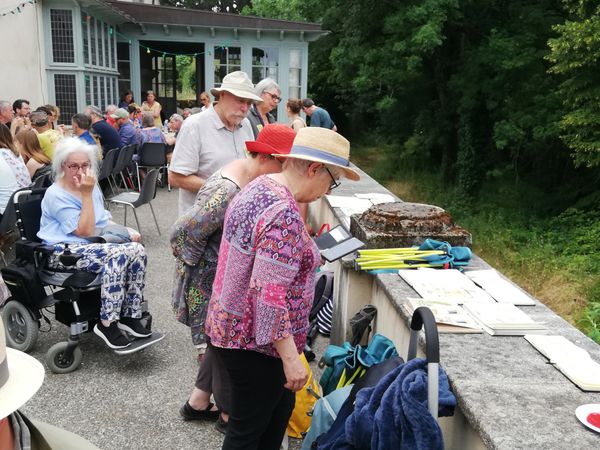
[
  {"xmin": 46, "ymin": 342, "xmax": 83, "ymax": 374},
  {"xmin": 2, "ymin": 300, "xmax": 39, "ymax": 352}
]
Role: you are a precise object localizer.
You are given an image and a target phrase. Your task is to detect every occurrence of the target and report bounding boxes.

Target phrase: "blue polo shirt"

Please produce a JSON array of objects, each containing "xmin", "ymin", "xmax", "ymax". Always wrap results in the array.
[
  {"xmin": 78, "ymin": 130, "xmax": 96, "ymax": 145},
  {"xmin": 310, "ymin": 107, "xmax": 335, "ymax": 129}
]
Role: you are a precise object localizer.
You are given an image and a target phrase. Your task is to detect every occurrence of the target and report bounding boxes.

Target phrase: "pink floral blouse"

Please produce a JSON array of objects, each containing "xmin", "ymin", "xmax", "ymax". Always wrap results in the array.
[{"xmin": 205, "ymin": 176, "xmax": 320, "ymax": 358}]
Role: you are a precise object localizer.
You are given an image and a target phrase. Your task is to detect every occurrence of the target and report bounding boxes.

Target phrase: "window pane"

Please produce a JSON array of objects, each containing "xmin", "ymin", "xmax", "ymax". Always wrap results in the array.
[
  {"xmin": 81, "ymin": 13, "xmax": 89, "ymax": 65},
  {"xmin": 90, "ymin": 18, "xmax": 96, "ymax": 65},
  {"xmin": 290, "ymin": 49, "xmax": 302, "ymax": 68},
  {"xmin": 50, "ymin": 9, "xmax": 74, "ymax": 63},
  {"xmin": 54, "ymin": 74, "xmax": 77, "ymax": 124},
  {"xmin": 85, "ymin": 74, "xmax": 91, "ymax": 105}
]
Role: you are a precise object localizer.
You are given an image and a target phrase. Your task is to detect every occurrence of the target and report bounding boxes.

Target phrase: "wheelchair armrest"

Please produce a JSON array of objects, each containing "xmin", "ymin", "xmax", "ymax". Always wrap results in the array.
[{"xmin": 85, "ymin": 235, "xmax": 107, "ymax": 244}]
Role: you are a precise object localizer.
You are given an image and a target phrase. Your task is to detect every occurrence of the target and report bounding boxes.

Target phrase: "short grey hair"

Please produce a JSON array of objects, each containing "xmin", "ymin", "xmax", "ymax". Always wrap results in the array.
[
  {"xmin": 105, "ymin": 104, "xmax": 118, "ymax": 115},
  {"xmin": 170, "ymin": 113, "xmax": 183, "ymax": 123},
  {"xmin": 141, "ymin": 112, "xmax": 155, "ymax": 128},
  {"xmin": 255, "ymin": 78, "xmax": 280, "ymax": 96},
  {"xmin": 86, "ymin": 105, "xmax": 103, "ymax": 118},
  {"xmin": 52, "ymin": 137, "xmax": 99, "ymax": 180},
  {"xmin": 0, "ymin": 100, "xmax": 11, "ymax": 113}
]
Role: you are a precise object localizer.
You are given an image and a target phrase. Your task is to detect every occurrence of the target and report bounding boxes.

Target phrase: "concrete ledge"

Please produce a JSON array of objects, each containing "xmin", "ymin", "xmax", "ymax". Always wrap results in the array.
[{"xmin": 309, "ymin": 164, "xmax": 600, "ymax": 450}]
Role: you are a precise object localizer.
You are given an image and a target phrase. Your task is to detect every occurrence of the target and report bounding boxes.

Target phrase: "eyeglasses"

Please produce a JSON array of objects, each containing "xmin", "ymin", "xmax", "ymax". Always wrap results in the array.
[
  {"xmin": 325, "ymin": 167, "xmax": 341, "ymax": 190},
  {"xmin": 265, "ymin": 92, "xmax": 282, "ymax": 103},
  {"xmin": 66, "ymin": 163, "xmax": 91, "ymax": 172}
]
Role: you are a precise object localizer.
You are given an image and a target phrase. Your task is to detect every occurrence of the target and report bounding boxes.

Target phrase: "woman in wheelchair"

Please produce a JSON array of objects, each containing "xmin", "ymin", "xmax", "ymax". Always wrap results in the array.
[{"xmin": 37, "ymin": 138, "xmax": 151, "ymax": 350}]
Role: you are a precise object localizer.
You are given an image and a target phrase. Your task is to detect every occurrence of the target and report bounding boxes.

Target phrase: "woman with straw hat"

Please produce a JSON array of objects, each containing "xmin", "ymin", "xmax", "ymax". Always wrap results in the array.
[
  {"xmin": 0, "ymin": 320, "xmax": 100, "ymax": 449},
  {"xmin": 205, "ymin": 127, "xmax": 359, "ymax": 450},
  {"xmin": 172, "ymin": 124, "xmax": 296, "ymax": 434}
]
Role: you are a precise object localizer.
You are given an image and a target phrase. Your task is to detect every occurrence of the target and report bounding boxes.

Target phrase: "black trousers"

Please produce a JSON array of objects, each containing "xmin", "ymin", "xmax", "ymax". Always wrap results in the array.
[
  {"xmin": 214, "ymin": 347, "xmax": 295, "ymax": 450},
  {"xmin": 194, "ymin": 343, "xmax": 232, "ymax": 414}
]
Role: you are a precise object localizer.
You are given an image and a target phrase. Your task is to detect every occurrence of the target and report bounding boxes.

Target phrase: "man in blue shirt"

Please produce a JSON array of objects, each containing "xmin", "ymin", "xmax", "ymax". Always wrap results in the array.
[
  {"xmin": 111, "ymin": 108, "xmax": 139, "ymax": 147},
  {"xmin": 302, "ymin": 98, "xmax": 337, "ymax": 131},
  {"xmin": 86, "ymin": 105, "xmax": 121, "ymax": 156},
  {"xmin": 71, "ymin": 113, "xmax": 97, "ymax": 146}
]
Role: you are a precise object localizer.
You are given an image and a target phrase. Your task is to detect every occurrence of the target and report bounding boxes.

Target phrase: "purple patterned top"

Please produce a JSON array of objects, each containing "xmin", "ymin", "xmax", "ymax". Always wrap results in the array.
[{"xmin": 205, "ymin": 175, "xmax": 320, "ymax": 358}]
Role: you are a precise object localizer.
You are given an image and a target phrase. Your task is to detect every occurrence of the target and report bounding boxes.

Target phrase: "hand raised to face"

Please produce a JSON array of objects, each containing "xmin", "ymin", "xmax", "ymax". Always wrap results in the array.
[{"xmin": 73, "ymin": 166, "xmax": 96, "ymax": 195}]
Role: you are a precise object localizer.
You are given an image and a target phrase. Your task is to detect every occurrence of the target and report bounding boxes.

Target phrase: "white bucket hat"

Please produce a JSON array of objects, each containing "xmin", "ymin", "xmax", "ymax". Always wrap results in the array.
[
  {"xmin": 0, "ymin": 317, "xmax": 45, "ymax": 419},
  {"xmin": 211, "ymin": 71, "xmax": 263, "ymax": 103},
  {"xmin": 277, "ymin": 127, "xmax": 360, "ymax": 181}
]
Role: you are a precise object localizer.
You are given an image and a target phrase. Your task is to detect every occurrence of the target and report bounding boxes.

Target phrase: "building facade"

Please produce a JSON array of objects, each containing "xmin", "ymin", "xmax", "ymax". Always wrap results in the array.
[{"xmin": 0, "ymin": 0, "xmax": 325, "ymax": 121}]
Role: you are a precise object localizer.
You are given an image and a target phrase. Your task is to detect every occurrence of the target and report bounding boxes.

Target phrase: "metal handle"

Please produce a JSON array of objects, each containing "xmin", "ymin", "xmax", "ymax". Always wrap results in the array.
[{"xmin": 407, "ymin": 306, "xmax": 440, "ymax": 418}]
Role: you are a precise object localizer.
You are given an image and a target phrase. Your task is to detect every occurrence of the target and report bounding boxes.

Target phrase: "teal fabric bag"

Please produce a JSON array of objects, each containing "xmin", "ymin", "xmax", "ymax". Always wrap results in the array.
[{"xmin": 319, "ymin": 334, "xmax": 397, "ymax": 396}]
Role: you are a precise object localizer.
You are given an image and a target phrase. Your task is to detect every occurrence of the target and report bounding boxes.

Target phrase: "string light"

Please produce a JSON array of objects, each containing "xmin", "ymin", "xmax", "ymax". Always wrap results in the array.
[{"xmin": 0, "ymin": 0, "xmax": 37, "ymax": 17}]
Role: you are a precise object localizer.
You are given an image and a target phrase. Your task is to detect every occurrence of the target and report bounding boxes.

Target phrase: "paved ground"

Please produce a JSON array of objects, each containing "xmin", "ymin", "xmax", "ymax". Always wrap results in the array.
[{"xmin": 3, "ymin": 186, "xmax": 326, "ymax": 450}]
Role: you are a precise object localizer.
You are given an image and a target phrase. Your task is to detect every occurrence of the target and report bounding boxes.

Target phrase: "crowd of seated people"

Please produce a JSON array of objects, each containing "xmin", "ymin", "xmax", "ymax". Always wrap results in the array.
[{"xmin": 0, "ymin": 90, "xmax": 212, "ymax": 217}]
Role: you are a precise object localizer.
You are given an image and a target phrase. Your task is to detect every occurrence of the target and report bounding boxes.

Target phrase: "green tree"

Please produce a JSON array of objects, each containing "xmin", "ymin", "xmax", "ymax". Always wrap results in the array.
[{"xmin": 548, "ymin": 2, "xmax": 600, "ymax": 167}]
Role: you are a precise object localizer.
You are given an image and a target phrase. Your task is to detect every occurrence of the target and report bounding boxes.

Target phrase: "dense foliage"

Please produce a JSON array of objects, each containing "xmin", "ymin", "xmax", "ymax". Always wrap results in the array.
[
  {"xmin": 242, "ymin": 0, "xmax": 600, "ymax": 338},
  {"xmin": 244, "ymin": 0, "xmax": 600, "ymax": 205}
]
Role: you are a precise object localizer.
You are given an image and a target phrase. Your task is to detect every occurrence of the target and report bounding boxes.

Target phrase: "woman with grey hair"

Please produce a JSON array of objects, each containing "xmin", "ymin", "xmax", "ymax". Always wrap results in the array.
[
  {"xmin": 247, "ymin": 77, "xmax": 281, "ymax": 138},
  {"xmin": 38, "ymin": 137, "xmax": 150, "ymax": 350},
  {"xmin": 138, "ymin": 112, "xmax": 166, "ymax": 146}
]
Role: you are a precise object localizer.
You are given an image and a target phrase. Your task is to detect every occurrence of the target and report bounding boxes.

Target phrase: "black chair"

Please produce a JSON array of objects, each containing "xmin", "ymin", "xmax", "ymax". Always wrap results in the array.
[
  {"xmin": 111, "ymin": 144, "xmax": 137, "ymax": 192},
  {"xmin": 98, "ymin": 148, "xmax": 118, "ymax": 196},
  {"xmin": 136, "ymin": 142, "xmax": 168, "ymax": 191},
  {"xmin": 108, "ymin": 169, "xmax": 161, "ymax": 235}
]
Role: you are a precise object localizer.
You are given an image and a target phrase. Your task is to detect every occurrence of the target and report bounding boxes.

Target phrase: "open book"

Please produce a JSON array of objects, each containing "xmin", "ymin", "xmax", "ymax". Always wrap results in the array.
[
  {"xmin": 313, "ymin": 225, "xmax": 365, "ymax": 262},
  {"xmin": 402, "ymin": 297, "xmax": 483, "ymax": 333},
  {"xmin": 525, "ymin": 335, "xmax": 600, "ymax": 391},
  {"xmin": 399, "ymin": 268, "xmax": 496, "ymax": 304},
  {"xmin": 462, "ymin": 302, "xmax": 546, "ymax": 336},
  {"xmin": 465, "ymin": 269, "xmax": 536, "ymax": 306}
]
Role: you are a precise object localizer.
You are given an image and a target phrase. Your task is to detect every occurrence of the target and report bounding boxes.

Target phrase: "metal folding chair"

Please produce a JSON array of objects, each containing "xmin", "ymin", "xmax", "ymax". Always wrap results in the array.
[{"xmin": 108, "ymin": 169, "xmax": 161, "ymax": 235}]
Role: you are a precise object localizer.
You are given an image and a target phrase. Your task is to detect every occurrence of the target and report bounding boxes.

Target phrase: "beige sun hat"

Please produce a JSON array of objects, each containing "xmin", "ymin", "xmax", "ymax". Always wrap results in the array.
[
  {"xmin": 277, "ymin": 127, "xmax": 360, "ymax": 181},
  {"xmin": 211, "ymin": 71, "xmax": 263, "ymax": 103},
  {"xmin": 0, "ymin": 318, "xmax": 45, "ymax": 419}
]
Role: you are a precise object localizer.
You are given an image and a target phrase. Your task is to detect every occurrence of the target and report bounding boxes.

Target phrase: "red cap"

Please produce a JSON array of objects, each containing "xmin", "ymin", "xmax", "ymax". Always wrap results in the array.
[{"xmin": 246, "ymin": 123, "xmax": 295, "ymax": 155}]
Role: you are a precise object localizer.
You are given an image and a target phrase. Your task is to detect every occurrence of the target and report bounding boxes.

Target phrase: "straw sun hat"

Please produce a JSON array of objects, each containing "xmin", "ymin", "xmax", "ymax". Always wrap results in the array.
[
  {"xmin": 211, "ymin": 71, "xmax": 263, "ymax": 103},
  {"xmin": 276, "ymin": 127, "xmax": 360, "ymax": 181},
  {"xmin": 0, "ymin": 318, "xmax": 45, "ymax": 419}
]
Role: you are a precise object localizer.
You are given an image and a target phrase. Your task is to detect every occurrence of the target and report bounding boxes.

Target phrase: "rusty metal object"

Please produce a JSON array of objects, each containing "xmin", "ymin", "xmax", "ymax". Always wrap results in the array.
[{"xmin": 350, "ymin": 202, "xmax": 472, "ymax": 248}]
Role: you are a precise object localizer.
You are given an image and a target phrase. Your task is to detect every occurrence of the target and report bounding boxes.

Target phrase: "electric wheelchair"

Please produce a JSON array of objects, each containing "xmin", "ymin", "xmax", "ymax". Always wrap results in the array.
[{"xmin": 1, "ymin": 188, "xmax": 163, "ymax": 373}]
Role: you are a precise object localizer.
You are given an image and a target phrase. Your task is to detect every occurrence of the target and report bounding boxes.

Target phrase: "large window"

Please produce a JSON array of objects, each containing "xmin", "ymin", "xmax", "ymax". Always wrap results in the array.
[
  {"xmin": 289, "ymin": 49, "xmax": 302, "ymax": 100},
  {"xmin": 85, "ymin": 74, "xmax": 118, "ymax": 110},
  {"xmin": 81, "ymin": 13, "xmax": 117, "ymax": 70},
  {"xmin": 117, "ymin": 42, "xmax": 131, "ymax": 97},
  {"xmin": 54, "ymin": 74, "xmax": 77, "ymax": 123},
  {"xmin": 152, "ymin": 55, "xmax": 176, "ymax": 98},
  {"xmin": 50, "ymin": 9, "xmax": 75, "ymax": 63},
  {"xmin": 213, "ymin": 46, "xmax": 241, "ymax": 86},
  {"xmin": 251, "ymin": 47, "xmax": 278, "ymax": 83}
]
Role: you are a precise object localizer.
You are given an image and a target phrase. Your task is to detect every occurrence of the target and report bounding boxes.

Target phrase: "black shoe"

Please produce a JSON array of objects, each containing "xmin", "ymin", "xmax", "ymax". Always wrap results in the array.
[
  {"xmin": 179, "ymin": 401, "xmax": 220, "ymax": 421},
  {"xmin": 215, "ymin": 415, "xmax": 228, "ymax": 435},
  {"xmin": 118, "ymin": 317, "xmax": 152, "ymax": 338},
  {"xmin": 94, "ymin": 322, "xmax": 131, "ymax": 349}
]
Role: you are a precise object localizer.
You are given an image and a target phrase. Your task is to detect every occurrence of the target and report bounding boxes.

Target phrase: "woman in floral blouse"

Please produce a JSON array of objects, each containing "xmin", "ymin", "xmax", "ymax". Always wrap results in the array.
[
  {"xmin": 205, "ymin": 127, "xmax": 360, "ymax": 450},
  {"xmin": 170, "ymin": 124, "xmax": 296, "ymax": 433}
]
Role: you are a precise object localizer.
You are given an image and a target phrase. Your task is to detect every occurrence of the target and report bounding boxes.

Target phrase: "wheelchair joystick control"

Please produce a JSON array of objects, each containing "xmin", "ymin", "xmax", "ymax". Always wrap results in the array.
[{"xmin": 59, "ymin": 243, "xmax": 83, "ymax": 266}]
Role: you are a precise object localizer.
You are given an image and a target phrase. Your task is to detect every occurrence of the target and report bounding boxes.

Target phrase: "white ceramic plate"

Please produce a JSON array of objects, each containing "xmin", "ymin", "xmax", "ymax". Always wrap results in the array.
[{"xmin": 575, "ymin": 403, "xmax": 600, "ymax": 433}]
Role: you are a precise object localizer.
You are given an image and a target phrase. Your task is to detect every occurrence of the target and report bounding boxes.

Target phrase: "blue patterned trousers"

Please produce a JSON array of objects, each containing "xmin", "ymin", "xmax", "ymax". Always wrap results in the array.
[{"xmin": 49, "ymin": 242, "xmax": 147, "ymax": 321}]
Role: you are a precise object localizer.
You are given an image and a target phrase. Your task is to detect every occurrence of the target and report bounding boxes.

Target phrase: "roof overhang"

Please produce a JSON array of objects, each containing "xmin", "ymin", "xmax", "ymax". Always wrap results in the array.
[{"xmin": 100, "ymin": 1, "xmax": 327, "ymax": 42}]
